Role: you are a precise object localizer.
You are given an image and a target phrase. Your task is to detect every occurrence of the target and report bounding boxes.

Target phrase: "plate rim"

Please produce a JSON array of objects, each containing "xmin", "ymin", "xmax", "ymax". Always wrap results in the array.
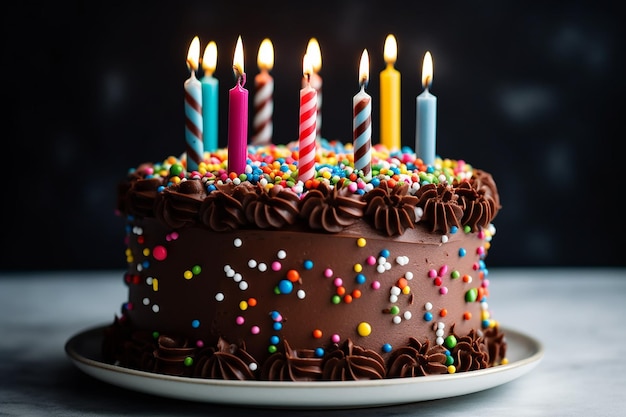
[{"xmin": 65, "ymin": 324, "xmax": 543, "ymax": 408}]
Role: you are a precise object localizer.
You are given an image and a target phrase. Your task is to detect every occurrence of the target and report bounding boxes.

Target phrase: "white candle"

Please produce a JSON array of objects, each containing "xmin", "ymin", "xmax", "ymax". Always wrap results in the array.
[
  {"xmin": 353, "ymin": 49, "xmax": 372, "ymax": 180},
  {"xmin": 416, "ymin": 51, "xmax": 437, "ymax": 166}
]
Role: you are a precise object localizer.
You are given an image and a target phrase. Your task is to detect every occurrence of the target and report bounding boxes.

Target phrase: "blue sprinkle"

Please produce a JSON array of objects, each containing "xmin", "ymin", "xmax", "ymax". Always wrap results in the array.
[
  {"xmin": 450, "ymin": 226, "xmax": 458, "ymax": 234},
  {"xmin": 458, "ymin": 248, "xmax": 466, "ymax": 257},
  {"xmin": 382, "ymin": 343, "xmax": 392, "ymax": 353},
  {"xmin": 355, "ymin": 273, "xmax": 366, "ymax": 284},
  {"xmin": 269, "ymin": 335, "xmax": 280, "ymax": 345},
  {"xmin": 380, "ymin": 249, "xmax": 390, "ymax": 258},
  {"xmin": 277, "ymin": 280, "xmax": 293, "ymax": 294},
  {"xmin": 314, "ymin": 347, "xmax": 325, "ymax": 357},
  {"xmin": 191, "ymin": 319, "xmax": 200, "ymax": 328},
  {"xmin": 423, "ymin": 312, "xmax": 433, "ymax": 322},
  {"xmin": 273, "ymin": 322, "xmax": 283, "ymax": 331},
  {"xmin": 303, "ymin": 259, "xmax": 314, "ymax": 270}
]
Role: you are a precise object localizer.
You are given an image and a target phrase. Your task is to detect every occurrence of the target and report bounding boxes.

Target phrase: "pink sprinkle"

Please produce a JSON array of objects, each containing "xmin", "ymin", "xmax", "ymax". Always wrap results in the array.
[
  {"xmin": 477, "ymin": 230, "xmax": 485, "ymax": 239},
  {"xmin": 170, "ymin": 231, "xmax": 179, "ymax": 240},
  {"xmin": 476, "ymin": 246, "xmax": 485, "ymax": 255},
  {"xmin": 472, "ymin": 262, "xmax": 480, "ymax": 271},
  {"xmin": 428, "ymin": 269, "xmax": 437, "ymax": 278},
  {"xmin": 251, "ymin": 325, "xmax": 260, "ymax": 335},
  {"xmin": 126, "ymin": 302, "xmax": 134, "ymax": 310},
  {"xmin": 153, "ymin": 245, "xmax": 167, "ymax": 261},
  {"xmin": 438, "ymin": 265, "xmax": 448, "ymax": 276},
  {"xmin": 271, "ymin": 261, "xmax": 282, "ymax": 271},
  {"xmin": 333, "ymin": 277, "xmax": 343, "ymax": 287},
  {"xmin": 366, "ymin": 256, "xmax": 376, "ymax": 266},
  {"xmin": 357, "ymin": 180, "xmax": 365, "ymax": 189},
  {"xmin": 236, "ymin": 316, "xmax": 245, "ymax": 325},
  {"xmin": 482, "ymin": 279, "xmax": 490, "ymax": 288},
  {"xmin": 331, "ymin": 334, "xmax": 340, "ymax": 343},
  {"xmin": 196, "ymin": 340, "xmax": 204, "ymax": 348},
  {"xmin": 371, "ymin": 280, "xmax": 381, "ymax": 290},
  {"xmin": 273, "ymin": 314, "xmax": 283, "ymax": 322},
  {"xmin": 348, "ymin": 182, "xmax": 358, "ymax": 193},
  {"xmin": 439, "ymin": 286, "xmax": 448, "ymax": 295},
  {"xmin": 324, "ymin": 268, "xmax": 333, "ymax": 278},
  {"xmin": 144, "ymin": 167, "xmax": 154, "ymax": 175}
]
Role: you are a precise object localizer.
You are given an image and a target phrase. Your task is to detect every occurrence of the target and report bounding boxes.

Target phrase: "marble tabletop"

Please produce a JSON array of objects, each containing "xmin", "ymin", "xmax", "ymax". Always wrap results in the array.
[{"xmin": 1, "ymin": 268, "xmax": 625, "ymax": 416}]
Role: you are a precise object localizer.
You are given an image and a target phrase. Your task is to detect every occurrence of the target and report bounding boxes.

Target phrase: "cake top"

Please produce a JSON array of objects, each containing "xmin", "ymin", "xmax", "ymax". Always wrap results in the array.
[{"xmin": 118, "ymin": 140, "xmax": 500, "ymax": 237}]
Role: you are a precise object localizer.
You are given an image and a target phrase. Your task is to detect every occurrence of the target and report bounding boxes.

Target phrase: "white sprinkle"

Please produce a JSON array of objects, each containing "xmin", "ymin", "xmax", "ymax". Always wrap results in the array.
[
  {"xmin": 152, "ymin": 304, "xmax": 160, "ymax": 313},
  {"xmin": 481, "ymin": 301, "xmax": 489, "ymax": 310},
  {"xmin": 436, "ymin": 329, "xmax": 444, "ymax": 337},
  {"xmin": 437, "ymin": 321, "xmax": 446, "ymax": 329},
  {"xmin": 277, "ymin": 250, "xmax": 287, "ymax": 259},
  {"xmin": 249, "ymin": 363, "xmax": 258, "ymax": 371},
  {"xmin": 215, "ymin": 292, "xmax": 225, "ymax": 301},
  {"xmin": 425, "ymin": 302, "xmax": 433, "ymax": 311},
  {"xmin": 376, "ymin": 264, "xmax": 386, "ymax": 273},
  {"xmin": 136, "ymin": 264, "xmax": 143, "ymax": 272},
  {"xmin": 389, "ymin": 295, "xmax": 398, "ymax": 303},
  {"xmin": 239, "ymin": 281, "xmax": 248, "ymax": 290},
  {"xmin": 395, "ymin": 255, "xmax": 409, "ymax": 266},
  {"xmin": 405, "ymin": 271, "xmax": 414, "ymax": 280},
  {"xmin": 384, "ymin": 262, "xmax": 391, "ymax": 270},
  {"xmin": 226, "ymin": 269, "xmax": 235, "ymax": 278},
  {"xmin": 436, "ymin": 336, "xmax": 444, "ymax": 345},
  {"xmin": 297, "ymin": 289, "xmax": 306, "ymax": 299},
  {"xmin": 146, "ymin": 277, "xmax": 153, "ymax": 285},
  {"xmin": 441, "ymin": 235, "xmax": 449, "ymax": 244},
  {"xmin": 248, "ymin": 259, "xmax": 257, "ymax": 268},
  {"xmin": 224, "ymin": 265, "xmax": 232, "ymax": 273},
  {"xmin": 392, "ymin": 316, "xmax": 402, "ymax": 324},
  {"xmin": 233, "ymin": 238, "xmax": 242, "ymax": 247},
  {"xmin": 142, "ymin": 297, "xmax": 150, "ymax": 305},
  {"xmin": 390, "ymin": 286, "xmax": 401, "ymax": 296},
  {"xmin": 377, "ymin": 256, "xmax": 386, "ymax": 265},
  {"xmin": 258, "ymin": 263, "xmax": 267, "ymax": 272},
  {"xmin": 413, "ymin": 206, "xmax": 423, "ymax": 221},
  {"xmin": 403, "ymin": 311, "xmax": 412, "ymax": 320},
  {"xmin": 233, "ymin": 273, "xmax": 242, "ymax": 282},
  {"xmin": 232, "ymin": 178, "xmax": 241, "ymax": 185}
]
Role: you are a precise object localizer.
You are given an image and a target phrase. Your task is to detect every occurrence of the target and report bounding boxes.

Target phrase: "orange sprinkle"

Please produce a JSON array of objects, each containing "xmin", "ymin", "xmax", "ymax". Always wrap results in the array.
[
  {"xmin": 343, "ymin": 294, "xmax": 353, "ymax": 304},
  {"xmin": 286, "ymin": 269, "xmax": 300, "ymax": 283},
  {"xmin": 397, "ymin": 277, "xmax": 408, "ymax": 289},
  {"xmin": 463, "ymin": 311, "xmax": 472, "ymax": 320},
  {"xmin": 336, "ymin": 286, "xmax": 346, "ymax": 296},
  {"xmin": 440, "ymin": 308, "xmax": 448, "ymax": 317},
  {"xmin": 312, "ymin": 329, "xmax": 323, "ymax": 339},
  {"xmin": 247, "ymin": 297, "xmax": 257, "ymax": 307},
  {"xmin": 352, "ymin": 289, "xmax": 362, "ymax": 299},
  {"xmin": 477, "ymin": 287, "xmax": 485, "ymax": 301}
]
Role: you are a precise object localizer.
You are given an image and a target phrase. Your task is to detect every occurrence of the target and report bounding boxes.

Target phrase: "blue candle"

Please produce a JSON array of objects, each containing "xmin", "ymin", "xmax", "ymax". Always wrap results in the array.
[
  {"xmin": 201, "ymin": 41, "xmax": 219, "ymax": 153},
  {"xmin": 416, "ymin": 51, "xmax": 436, "ymax": 166},
  {"xmin": 184, "ymin": 36, "xmax": 203, "ymax": 172}
]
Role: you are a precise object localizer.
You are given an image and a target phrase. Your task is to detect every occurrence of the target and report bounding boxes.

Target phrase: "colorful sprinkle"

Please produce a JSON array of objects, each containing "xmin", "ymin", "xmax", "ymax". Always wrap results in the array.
[{"xmin": 357, "ymin": 322, "xmax": 372, "ymax": 336}]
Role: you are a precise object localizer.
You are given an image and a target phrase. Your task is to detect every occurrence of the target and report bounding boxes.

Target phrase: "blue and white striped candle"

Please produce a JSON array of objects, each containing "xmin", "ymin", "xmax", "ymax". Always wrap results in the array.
[{"xmin": 353, "ymin": 49, "xmax": 372, "ymax": 180}]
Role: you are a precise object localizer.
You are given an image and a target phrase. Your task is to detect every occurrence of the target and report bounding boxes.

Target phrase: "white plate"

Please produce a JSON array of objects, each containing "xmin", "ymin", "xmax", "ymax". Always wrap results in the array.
[{"xmin": 65, "ymin": 325, "xmax": 543, "ymax": 409}]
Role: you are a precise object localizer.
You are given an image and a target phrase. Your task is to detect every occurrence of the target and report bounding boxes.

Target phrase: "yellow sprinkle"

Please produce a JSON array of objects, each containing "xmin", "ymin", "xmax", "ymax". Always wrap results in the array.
[
  {"xmin": 501, "ymin": 358, "xmax": 509, "ymax": 365},
  {"xmin": 142, "ymin": 248, "xmax": 150, "ymax": 256},
  {"xmin": 402, "ymin": 286, "xmax": 411, "ymax": 295},
  {"xmin": 447, "ymin": 365, "xmax": 456, "ymax": 374},
  {"xmin": 239, "ymin": 300, "xmax": 248, "ymax": 310},
  {"xmin": 152, "ymin": 278, "xmax": 159, "ymax": 291},
  {"xmin": 481, "ymin": 310, "xmax": 490, "ymax": 320},
  {"xmin": 356, "ymin": 237, "xmax": 367, "ymax": 247},
  {"xmin": 322, "ymin": 171, "xmax": 332, "ymax": 179},
  {"xmin": 183, "ymin": 270, "xmax": 193, "ymax": 280},
  {"xmin": 353, "ymin": 263, "xmax": 363, "ymax": 273},
  {"xmin": 171, "ymin": 176, "xmax": 181, "ymax": 184},
  {"xmin": 357, "ymin": 322, "xmax": 372, "ymax": 337}
]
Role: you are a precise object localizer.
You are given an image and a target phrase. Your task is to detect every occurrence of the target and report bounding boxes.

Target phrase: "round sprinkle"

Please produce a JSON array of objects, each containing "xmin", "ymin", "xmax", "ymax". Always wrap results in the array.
[
  {"xmin": 380, "ymin": 249, "xmax": 390, "ymax": 258},
  {"xmin": 273, "ymin": 322, "xmax": 283, "ymax": 331},
  {"xmin": 463, "ymin": 311, "xmax": 472, "ymax": 320},
  {"xmin": 215, "ymin": 292, "xmax": 225, "ymax": 301},
  {"xmin": 403, "ymin": 311, "xmax": 412, "ymax": 320},
  {"xmin": 428, "ymin": 269, "xmax": 437, "ymax": 278},
  {"xmin": 192, "ymin": 265, "xmax": 202, "ymax": 275},
  {"xmin": 312, "ymin": 329, "xmax": 323, "ymax": 339},
  {"xmin": 382, "ymin": 343, "xmax": 392, "ymax": 353},
  {"xmin": 297, "ymin": 289, "xmax": 306, "ymax": 299},
  {"xmin": 248, "ymin": 259, "xmax": 257, "ymax": 268},
  {"xmin": 248, "ymin": 297, "xmax": 257, "ymax": 307},
  {"xmin": 444, "ymin": 335, "xmax": 457, "ymax": 348},
  {"xmin": 270, "ymin": 311, "xmax": 282, "ymax": 321},
  {"xmin": 251, "ymin": 326, "xmax": 260, "ymax": 335},
  {"xmin": 333, "ymin": 277, "xmax": 343, "ymax": 287},
  {"xmin": 315, "ymin": 347, "xmax": 325, "ymax": 357},
  {"xmin": 258, "ymin": 263, "xmax": 267, "ymax": 272},
  {"xmin": 371, "ymin": 280, "xmax": 381, "ymax": 290},
  {"xmin": 236, "ymin": 316, "xmax": 245, "ymax": 325},
  {"xmin": 152, "ymin": 245, "xmax": 167, "ymax": 261},
  {"xmin": 184, "ymin": 270, "xmax": 193, "ymax": 280},
  {"xmin": 447, "ymin": 365, "xmax": 457, "ymax": 374},
  {"xmin": 425, "ymin": 302, "xmax": 433, "ymax": 311},
  {"xmin": 465, "ymin": 288, "xmax": 478, "ymax": 302},
  {"xmin": 268, "ymin": 345, "xmax": 277, "ymax": 354},
  {"xmin": 331, "ymin": 295, "xmax": 341, "ymax": 304},
  {"xmin": 239, "ymin": 281, "xmax": 248, "ymax": 290},
  {"xmin": 423, "ymin": 312, "xmax": 433, "ymax": 322},
  {"xmin": 303, "ymin": 260, "xmax": 314, "ymax": 270},
  {"xmin": 277, "ymin": 280, "xmax": 293, "ymax": 294},
  {"xmin": 356, "ymin": 237, "xmax": 367, "ymax": 247},
  {"xmin": 269, "ymin": 335, "xmax": 280, "ymax": 345},
  {"xmin": 191, "ymin": 319, "xmax": 200, "ymax": 328},
  {"xmin": 458, "ymin": 248, "xmax": 467, "ymax": 257},
  {"xmin": 239, "ymin": 300, "xmax": 248, "ymax": 310},
  {"xmin": 353, "ymin": 263, "xmax": 363, "ymax": 273},
  {"xmin": 390, "ymin": 305, "xmax": 400, "ymax": 315},
  {"xmin": 357, "ymin": 322, "xmax": 372, "ymax": 336},
  {"xmin": 355, "ymin": 273, "xmax": 366, "ymax": 284},
  {"xmin": 233, "ymin": 238, "xmax": 242, "ymax": 247},
  {"xmin": 331, "ymin": 334, "xmax": 340, "ymax": 343},
  {"xmin": 287, "ymin": 269, "xmax": 300, "ymax": 282},
  {"xmin": 440, "ymin": 286, "xmax": 448, "ymax": 295},
  {"xmin": 440, "ymin": 308, "xmax": 448, "ymax": 317},
  {"xmin": 142, "ymin": 297, "xmax": 150, "ymax": 305},
  {"xmin": 277, "ymin": 250, "xmax": 287, "ymax": 259},
  {"xmin": 324, "ymin": 268, "xmax": 333, "ymax": 278},
  {"xmin": 271, "ymin": 261, "xmax": 282, "ymax": 271},
  {"xmin": 392, "ymin": 316, "xmax": 402, "ymax": 324},
  {"xmin": 184, "ymin": 357, "xmax": 193, "ymax": 367}
]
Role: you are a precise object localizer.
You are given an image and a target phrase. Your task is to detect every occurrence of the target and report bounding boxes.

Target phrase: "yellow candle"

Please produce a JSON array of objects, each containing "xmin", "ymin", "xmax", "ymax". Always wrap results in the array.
[{"xmin": 379, "ymin": 34, "xmax": 401, "ymax": 151}]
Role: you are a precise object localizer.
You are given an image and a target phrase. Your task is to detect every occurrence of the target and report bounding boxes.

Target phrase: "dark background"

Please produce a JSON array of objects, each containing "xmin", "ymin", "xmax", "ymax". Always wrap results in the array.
[{"xmin": 2, "ymin": 1, "xmax": 623, "ymax": 271}]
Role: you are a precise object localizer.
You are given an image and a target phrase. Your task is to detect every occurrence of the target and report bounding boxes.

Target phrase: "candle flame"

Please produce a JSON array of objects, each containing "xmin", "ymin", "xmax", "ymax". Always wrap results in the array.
[
  {"xmin": 202, "ymin": 41, "xmax": 217, "ymax": 76},
  {"xmin": 302, "ymin": 53, "xmax": 313, "ymax": 81},
  {"xmin": 359, "ymin": 49, "xmax": 369, "ymax": 87},
  {"xmin": 421, "ymin": 51, "xmax": 433, "ymax": 89},
  {"xmin": 257, "ymin": 38, "xmax": 274, "ymax": 71},
  {"xmin": 306, "ymin": 38, "xmax": 322, "ymax": 73},
  {"xmin": 233, "ymin": 35, "xmax": 245, "ymax": 78},
  {"xmin": 187, "ymin": 36, "xmax": 200, "ymax": 72},
  {"xmin": 383, "ymin": 34, "xmax": 397, "ymax": 65}
]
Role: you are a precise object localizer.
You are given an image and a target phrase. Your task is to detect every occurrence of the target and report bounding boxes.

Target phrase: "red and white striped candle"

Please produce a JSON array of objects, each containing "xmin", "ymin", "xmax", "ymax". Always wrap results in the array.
[
  {"xmin": 251, "ymin": 38, "xmax": 274, "ymax": 146},
  {"xmin": 305, "ymin": 38, "xmax": 322, "ymax": 140},
  {"xmin": 184, "ymin": 36, "xmax": 203, "ymax": 172},
  {"xmin": 298, "ymin": 54, "xmax": 317, "ymax": 183},
  {"xmin": 353, "ymin": 49, "xmax": 372, "ymax": 180}
]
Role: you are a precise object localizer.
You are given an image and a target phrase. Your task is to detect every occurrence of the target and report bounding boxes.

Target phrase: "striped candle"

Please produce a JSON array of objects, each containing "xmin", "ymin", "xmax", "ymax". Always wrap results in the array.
[
  {"xmin": 298, "ymin": 54, "xmax": 317, "ymax": 183},
  {"xmin": 251, "ymin": 38, "xmax": 274, "ymax": 146},
  {"xmin": 184, "ymin": 36, "xmax": 203, "ymax": 172},
  {"xmin": 305, "ymin": 38, "xmax": 322, "ymax": 140},
  {"xmin": 353, "ymin": 49, "xmax": 372, "ymax": 180}
]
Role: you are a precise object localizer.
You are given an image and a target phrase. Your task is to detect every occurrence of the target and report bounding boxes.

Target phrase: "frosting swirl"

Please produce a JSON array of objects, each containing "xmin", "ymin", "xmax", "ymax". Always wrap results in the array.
[
  {"xmin": 244, "ymin": 184, "xmax": 300, "ymax": 229},
  {"xmin": 387, "ymin": 337, "xmax": 448, "ymax": 377},
  {"xmin": 153, "ymin": 335, "xmax": 196, "ymax": 376},
  {"xmin": 193, "ymin": 337, "xmax": 258, "ymax": 380},
  {"xmin": 299, "ymin": 182, "xmax": 366, "ymax": 232},
  {"xmin": 261, "ymin": 340, "xmax": 324, "ymax": 381},
  {"xmin": 155, "ymin": 179, "xmax": 206, "ymax": 229},
  {"xmin": 199, "ymin": 183, "xmax": 255, "ymax": 231},
  {"xmin": 415, "ymin": 183, "xmax": 463, "ymax": 233},
  {"xmin": 364, "ymin": 181, "xmax": 419, "ymax": 236},
  {"xmin": 322, "ymin": 339, "xmax": 386, "ymax": 380}
]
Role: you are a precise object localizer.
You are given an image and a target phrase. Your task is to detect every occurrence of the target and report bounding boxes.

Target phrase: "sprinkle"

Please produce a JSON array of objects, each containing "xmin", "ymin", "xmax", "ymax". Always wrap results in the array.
[
  {"xmin": 215, "ymin": 292, "xmax": 225, "ymax": 301},
  {"xmin": 303, "ymin": 260, "xmax": 314, "ymax": 270},
  {"xmin": 382, "ymin": 343, "xmax": 392, "ymax": 353},
  {"xmin": 191, "ymin": 319, "xmax": 200, "ymax": 328},
  {"xmin": 423, "ymin": 312, "xmax": 433, "ymax": 321},
  {"xmin": 312, "ymin": 329, "xmax": 323, "ymax": 338},
  {"xmin": 447, "ymin": 365, "xmax": 457, "ymax": 374},
  {"xmin": 371, "ymin": 280, "xmax": 381, "ymax": 290},
  {"xmin": 331, "ymin": 334, "xmax": 340, "ymax": 343},
  {"xmin": 236, "ymin": 316, "xmax": 245, "ymax": 325},
  {"xmin": 271, "ymin": 261, "xmax": 282, "ymax": 271},
  {"xmin": 357, "ymin": 322, "xmax": 372, "ymax": 336},
  {"xmin": 356, "ymin": 237, "xmax": 367, "ymax": 247},
  {"xmin": 152, "ymin": 245, "xmax": 167, "ymax": 261},
  {"xmin": 277, "ymin": 249, "xmax": 287, "ymax": 259},
  {"xmin": 233, "ymin": 238, "xmax": 242, "ymax": 247}
]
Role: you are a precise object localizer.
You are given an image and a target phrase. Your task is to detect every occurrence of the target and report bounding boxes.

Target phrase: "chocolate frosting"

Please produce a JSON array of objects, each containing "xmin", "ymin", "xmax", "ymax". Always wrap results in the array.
[
  {"xmin": 364, "ymin": 181, "xmax": 419, "ymax": 236},
  {"xmin": 261, "ymin": 340, "xmax": 324, "ymax": 381},
  {"xmin": 153, "ymin": 335, "xmax": 196, "ymax": 376},
  {"xmin": 299, "ymin": 182, "xmax": 366, "ymax": 232},
  {"xmin": 244, "ymin": 184, "xmax": 300, "ymax": 229},
  {"xmin": 155, "ymin": 180, "xmax": 206, "ymax": 229},
  {"xmin": 322, "ymin": 339, "xmax": 386, "ymax": 380},
  {"xmin": 193, "ymin": 337, "xmax": 258, "ymax": 380},
  {"xmin": 387, "ymin": 337, "xmax": 449, "ymax": 377},
  {"xmin": 199, "ymin": 183, "xmax": 254, "ymax": 231},
  {"xmin": 449, "ymin": 326, "xmax": 490, "ymax": 372}
]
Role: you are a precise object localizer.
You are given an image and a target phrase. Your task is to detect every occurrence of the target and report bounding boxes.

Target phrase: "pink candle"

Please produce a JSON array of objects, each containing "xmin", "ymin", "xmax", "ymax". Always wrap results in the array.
[
  {"xmin": 227, "ymin": 36, "xmax": 248, "ymax": 174},
  {"xmin": 298, "ymin": 54, "xmax": 317, "ymax": 183},
  {"xmin": 353, "ymin": 49, "xmax": 372, "ymax": 180},
  {"xmin": 305, "ymin": 38, "xmax": 322, "ymax": 140},
  {"xmin": 251, "ymin": 38, "xmax": 274, "ymax": 146}
]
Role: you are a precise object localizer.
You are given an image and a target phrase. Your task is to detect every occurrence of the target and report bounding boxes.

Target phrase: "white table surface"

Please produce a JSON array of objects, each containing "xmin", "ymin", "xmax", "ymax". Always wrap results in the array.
[{"xmin": 1, "ymin": 268, "xmax": 625, "ymax": 416}]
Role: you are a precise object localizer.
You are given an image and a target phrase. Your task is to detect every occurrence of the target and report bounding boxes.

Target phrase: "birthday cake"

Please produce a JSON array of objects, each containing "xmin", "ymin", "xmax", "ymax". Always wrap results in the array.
[{"xmin": 102, "ymin": 139, "xmax": 507, "ymax": 381}]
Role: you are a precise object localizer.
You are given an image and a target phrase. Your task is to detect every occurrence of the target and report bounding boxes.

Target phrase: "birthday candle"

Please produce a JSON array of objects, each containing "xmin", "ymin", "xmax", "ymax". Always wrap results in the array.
[
  {"xmin": 201, "ymin": 41, "xmax": 219, "ymax": 153},
  {"xmin": 305, "ymin": 38, "xmax": 323, "ymax": 140},
  {"xmin": 227, "ymin": 36, "xmax": 248, "ymax": 174},
  {"xmin": 380, "ymin": 34, "xmax": 401, "ymax": 151},
  {"xmin": 353, "ymin": 49, "xmax": 372, "ymax": 180},
  {"xmin": 416, "ymin": 51, "xmax": 437, "ymax": 166},
  {"xmin": 251, "ymin": 38, "xmax": 274, "ymax": 146},
  {"xmin": 298, "ymin": 54, "xmax": 317, "ymax": 183},
  {"xmin": 184, "ymin": 36, "xmax": 203, "ymax": 172}
]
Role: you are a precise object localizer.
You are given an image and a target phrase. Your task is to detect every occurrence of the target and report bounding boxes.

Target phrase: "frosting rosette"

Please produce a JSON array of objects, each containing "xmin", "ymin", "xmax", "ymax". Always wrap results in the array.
[
  {"xmin": 199, "ymin": 183, "xmax": 256, "ymax": 231},
  {"xmin": 415, "ymin": 183, "xmax": 463, "ymax": 233},
  {"xmin": 244, "ymin": 184, "xmax": 300, "ymax": 229},
  {"xmin": 364, "ymin": 181, "xmax": 419, "ymax": 236},
  {"xmin": 155, "ymin": 179, "xmax": 206, "ymax": 229},
  {"xmin": 193, "ymin": 337, "xmax": 258, "ymax": 380},
  {"xmin": 449, "ymin": 328, "xmax": 490, "ymax": 372},
  {"xmin": 261, "ymin": 340, "xmax": 324, "ymax": 381},
  {"xmin": 387, "ymin": 337, "xmax": 448, "ymax": 377},
  {"xmin": 153, "ymin": 335, "xmax": 196, "ymax": 377},
  {"xmin": 322, "ymin": 339, "xmax": 386, "ymax": 380},
  {"xmin": 299, "ymin": 182, "xmax": 366, "ymax": 232},
  {"xmin": 124, "ymin": 178, "xmax": 164, "ymax": 218}
]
